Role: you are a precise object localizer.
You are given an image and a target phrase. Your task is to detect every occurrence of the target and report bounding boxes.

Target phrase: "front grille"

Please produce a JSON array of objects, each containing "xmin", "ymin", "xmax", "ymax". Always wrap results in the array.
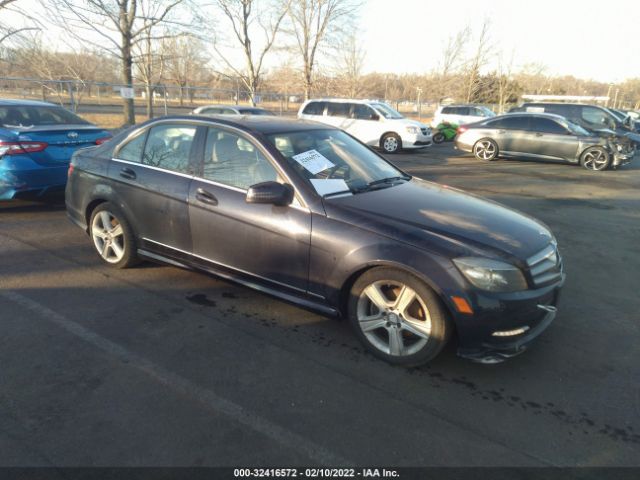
[
  {"xmin": 526, "ymin": 244, "xmax": 563, "ymax": 288},
  {"xmin": 421, "ymin": 127, "xmax": 430, "ymax": 135}
]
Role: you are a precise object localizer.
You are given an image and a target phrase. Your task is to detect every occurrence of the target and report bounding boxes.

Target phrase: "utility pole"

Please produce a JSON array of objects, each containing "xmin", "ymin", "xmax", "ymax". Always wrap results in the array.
[
  {"xmin": 606, "ymin": 84, "xmax": 613, "ymax": 107},
  {"xmin": 613, "ymin": 88, "xmax": 619, "ymax": 109},
  {"xmin": 417, "ymin": 87, "xmax": 423, "ymax": 120}
]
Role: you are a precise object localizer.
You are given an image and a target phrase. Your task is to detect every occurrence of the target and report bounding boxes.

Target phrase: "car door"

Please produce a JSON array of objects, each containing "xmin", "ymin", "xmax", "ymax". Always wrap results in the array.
[
  {"xmin": 488, "ymin": 116, "xmax": 531, "ymax": 153},
  {"xmin": 188, "ymin": 126, "xmax": 311, "ymax": 293},
  {"xmin": 109, "ymin": 122, "xmax": 198, "ymax": 253},
  {"xmin": 323, "ymin": 102, "xmax": 351, "ymax": 129},
  {"xmin": 525, "ymin": 117, "xmax": 579, "ymax": 160},
  {"xmin": 343, "ymin": 104, "xmax": 380, "ymax": 146}
]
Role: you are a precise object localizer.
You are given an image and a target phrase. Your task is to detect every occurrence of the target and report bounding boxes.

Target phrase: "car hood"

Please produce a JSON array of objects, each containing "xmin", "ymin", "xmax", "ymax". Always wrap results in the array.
[{"xmin": 324, "ymin": 178, "xmax": 553, "ymax": 261}]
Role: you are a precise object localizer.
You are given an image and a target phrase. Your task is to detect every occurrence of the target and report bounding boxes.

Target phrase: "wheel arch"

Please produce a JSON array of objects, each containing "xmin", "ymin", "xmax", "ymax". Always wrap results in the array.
[{"xmin": 337, "ymin": 259, "xmax": 457, "ymax": 324}]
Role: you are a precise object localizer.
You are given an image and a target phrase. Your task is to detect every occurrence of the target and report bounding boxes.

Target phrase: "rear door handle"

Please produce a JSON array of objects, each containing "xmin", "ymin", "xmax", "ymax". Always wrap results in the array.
[
  {"xmin": 195, "ymin": 187, "xmax": 218, "ymax": 206},
  {"xmin": 535, "ymin": 132, "xmax": 544, "ymax": 137},
  {"xmin": 498, "ymin": 130, "xmax": 506, "ymax": 134},
  {"xmin": 120, "ymin": 167, "xmax": 136, "ymax": 180}
]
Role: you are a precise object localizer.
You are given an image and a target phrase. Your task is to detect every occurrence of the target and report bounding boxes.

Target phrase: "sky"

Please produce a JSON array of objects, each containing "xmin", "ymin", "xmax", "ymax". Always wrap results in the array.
[
  {"xmin": 3, "ymin": 0, "xmax": 640, "ymax": 83},
  {"xmin": 360, "ymin": 0, "xmax": 640, "ymax": 82}
]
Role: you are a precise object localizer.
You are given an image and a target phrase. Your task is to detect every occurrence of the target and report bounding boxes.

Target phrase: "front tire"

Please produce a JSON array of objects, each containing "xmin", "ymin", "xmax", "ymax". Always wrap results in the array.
[
  {"xmin": 348, "ymin": 267, "xmax": 451, "ymax": 366},
  {"xmin": 381, "ymin": 133, "xmax": 402, "ymax": 154},
  {"xmin": 89, "ymin": 202, "xmax": 138, "ymax": 269},
  {"xmin": 580, "ymin": 146, "xmax": 611, "ymax": 171},
  {"xmin": 433, "ymin": 132, "xmax": 445, "ymax": 144}
]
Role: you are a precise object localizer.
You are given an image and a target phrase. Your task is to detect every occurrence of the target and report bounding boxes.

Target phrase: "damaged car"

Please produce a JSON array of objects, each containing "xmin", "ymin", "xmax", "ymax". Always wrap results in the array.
[{"xmin": 455, "ymin": 112, "xmax": 634, "ymax": 171}]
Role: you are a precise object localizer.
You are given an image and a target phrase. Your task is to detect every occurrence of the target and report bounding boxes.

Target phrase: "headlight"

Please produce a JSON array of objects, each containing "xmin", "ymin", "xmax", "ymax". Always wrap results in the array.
[
  {"xmin": 453, "ymin": 257, "xmax": 528, "ymax": 292},
  {"xmin": 616, "ymin": 144, "xmax": 624, "ymax": 152},
  {"xmin": 405, "ymin": 126, "xmax": 419, "ymax": 134}
]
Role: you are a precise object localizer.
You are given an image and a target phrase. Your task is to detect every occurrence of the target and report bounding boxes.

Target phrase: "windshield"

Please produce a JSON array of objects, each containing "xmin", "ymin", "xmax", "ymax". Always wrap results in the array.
[
  {"xmin": 0, "ymin": 105, "xmax": 90, "ymax": 127},
  {"xmin": 479, "ymin": 106, "xmax": 496, "ymax": 117},
  {"xmin": 371, "ymin": 103, "xmax": 404, "ymax": 119},
  {"xmin": 266, "ymin": 129, "xmax": 408, "ymax": 197}
]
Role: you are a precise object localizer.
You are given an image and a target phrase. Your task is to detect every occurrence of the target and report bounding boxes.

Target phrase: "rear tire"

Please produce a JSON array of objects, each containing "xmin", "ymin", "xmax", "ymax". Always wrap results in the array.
[
  {"xmin": 473, "ymin": 138, "xmax": 499, "ymax": 161},
  {"xmin": 381, "ymin": 133, "xmax": 402, "ymax": 154},
  {"xmin": 580, "ymin": 146, "xmax": 611, "ymax": 171},
  {"xmin": 89, "ymin": 202, "xmax": 139, "ymax": 269},
  {"xmin": 348, "ymin": 267, "xmax": 451, "ymax": 367}
]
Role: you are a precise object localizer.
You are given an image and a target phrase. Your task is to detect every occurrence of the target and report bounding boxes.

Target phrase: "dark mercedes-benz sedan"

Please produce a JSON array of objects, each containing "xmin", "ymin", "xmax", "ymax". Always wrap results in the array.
[
  {"xmin": 66, "ymin": 115, "xmax": 565, "ymax": 365},
  {"xmin": 455, "ymin": 112, "xmax": 634, "ymax": 171}
]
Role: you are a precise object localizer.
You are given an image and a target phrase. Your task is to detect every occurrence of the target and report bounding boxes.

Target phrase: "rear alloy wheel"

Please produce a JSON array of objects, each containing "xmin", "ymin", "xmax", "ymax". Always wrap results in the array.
[
  {"xmin": 90, "ymin": 203, "xmax": 138, "ymax": 269},
  {"xmin": 433, "ymin": 132, "xmax": 445, "ymax": 144},
  {"xmin": 580, "ymin": 146, "xmax": 611, "ymax": 171},
  {"xmin": 381, "ymin": 133, "xmax": 402, "ymax": 154},
  {"xmin": 348, "ymin": 267, "xmax": 451, "ymax": 366},
  {"xmin": 473, "ymin": 138, "xmax": 499, "ymax": 161}
]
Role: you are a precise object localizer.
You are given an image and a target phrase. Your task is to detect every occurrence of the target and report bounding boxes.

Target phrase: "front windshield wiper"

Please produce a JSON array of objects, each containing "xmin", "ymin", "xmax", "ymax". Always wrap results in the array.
[{"xmin": 367, "ymin": 175, "xmax": 411, "ymax": 188}]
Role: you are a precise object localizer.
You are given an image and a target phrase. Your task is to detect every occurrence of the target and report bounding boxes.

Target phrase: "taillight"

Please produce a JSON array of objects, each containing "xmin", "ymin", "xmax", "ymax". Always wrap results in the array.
[
  {"xmin": 95, "ymin": 136, "xmax": 112, "ymax": 145},
  {"xmin": 68, "ymin": 163, "xmax": 75, "ymax": 177},
  {"xmin": 0, "ymin": 141, "xmax": 48, "ymax": 155},
  {"xmin": 457, "ymin": 126, "xmax": 468, "ymax": 135}
]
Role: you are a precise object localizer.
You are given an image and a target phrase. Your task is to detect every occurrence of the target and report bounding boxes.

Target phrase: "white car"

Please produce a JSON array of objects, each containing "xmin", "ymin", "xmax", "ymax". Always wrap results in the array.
[
  {"xmin": 193, "ymin": 104, "xmax": 275, "ymax": 116},
  {"xmin": 298, "ymin": 99, "xmax": 432, "ymax": 154},
  {"xmin": 431, "ymin": 104, "xmax": 495, "ymax": 127}
]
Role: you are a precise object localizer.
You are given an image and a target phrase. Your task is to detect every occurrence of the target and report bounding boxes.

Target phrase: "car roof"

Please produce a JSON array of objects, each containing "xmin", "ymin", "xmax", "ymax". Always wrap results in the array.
[
  {"xmin": 499, "ymin": 112, "xmax": 570, "ymax": 121},
  {"xmin": 147, "ymin": 114, "xmax": 335, "ymax": 135},
  {"xmin": 304, "ymin": 98, "xmax": 385, "ymax": 105},
  {"xmin": 0, "ymin": 98, "xmax": 57, "ymax": 107}
]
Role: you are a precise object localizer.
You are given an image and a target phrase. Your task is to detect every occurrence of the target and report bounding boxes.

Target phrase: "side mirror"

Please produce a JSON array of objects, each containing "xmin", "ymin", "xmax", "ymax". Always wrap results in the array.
[
  {"xmin": 246, "ymin": 181, "xmax": 294, "ymax": 206},
  {"xmin": 370, "ymin": 113, "xmax": 380, "ymax": 121}
]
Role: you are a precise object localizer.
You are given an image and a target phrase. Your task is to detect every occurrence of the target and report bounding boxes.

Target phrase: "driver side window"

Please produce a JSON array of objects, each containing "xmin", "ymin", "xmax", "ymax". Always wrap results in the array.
[{"xmin": 201, "ymin": 128, "xmax": 279, "ymax": 190}]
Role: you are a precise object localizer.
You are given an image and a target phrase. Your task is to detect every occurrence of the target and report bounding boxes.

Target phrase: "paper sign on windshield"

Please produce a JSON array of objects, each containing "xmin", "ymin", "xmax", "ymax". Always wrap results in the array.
[
  {"xmin": 292, "ymin": 149, "xmax": 335, "ymax": 174},
  {"xmin": 310, "ymin": 179, "xmax": 351, "ymax": 197}
]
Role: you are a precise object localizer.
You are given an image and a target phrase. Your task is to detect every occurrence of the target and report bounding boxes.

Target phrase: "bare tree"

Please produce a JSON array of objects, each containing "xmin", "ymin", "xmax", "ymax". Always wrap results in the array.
[
  {"xmin": 1, "ymin": 0, "xmax": 39, "ymax": 45},
  {"xmin": 43, "ymin": 0, "xmax": 192, "ymax": 125},
  {"xmin": 464, "ymin": 18, "xmax": 493, "ymax": 103},
  {"xmin": 496, "ymin": 50, "xmax": 516, "ymax": 113},
  {"xmin": 163, "ymin": 35, "xmax": 208, "ymax": 106},
  {"xmin": 213, "ymin": 0, "xmax": 289, "ymax": 106},
  {"xmin": 288, "ymin": 0, "xmax": 356, "ymax": 100},
  {"xmin": 334, "ymin": 33, "xmax": 365, "ymax": 98}
]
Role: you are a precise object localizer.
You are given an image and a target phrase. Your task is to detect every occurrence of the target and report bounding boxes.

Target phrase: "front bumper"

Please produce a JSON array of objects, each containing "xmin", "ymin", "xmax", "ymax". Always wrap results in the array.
[
  {"xmin": 403, "ymin": 132, "xmax": 433, "ymax": 149},
  {"xmin": 452, "ymin": 274, "xmax": 565, "ymax": 363},
  {"xmin": 612, "ymin": 149, "xmax": 635, "ymax": 167}
]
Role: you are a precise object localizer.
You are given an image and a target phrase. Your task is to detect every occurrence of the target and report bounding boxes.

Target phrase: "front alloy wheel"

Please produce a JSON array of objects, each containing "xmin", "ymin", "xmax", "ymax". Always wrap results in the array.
[
  {"xmin": 381, "ymin": 133, "xmax": 401, "ymax": 154},
  {"xmin": 580, "ymin": 147, "xmax": 610, "ymax": 171},
  {"xmin": 349, "ymin": 268, "xmax": 451, "ymax": 366}
]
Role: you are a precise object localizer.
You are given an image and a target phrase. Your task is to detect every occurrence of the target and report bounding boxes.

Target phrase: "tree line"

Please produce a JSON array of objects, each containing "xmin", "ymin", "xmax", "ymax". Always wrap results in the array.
[{"xmin": 1, "ymin": 1, "xmax": 639, "ymax": 125}]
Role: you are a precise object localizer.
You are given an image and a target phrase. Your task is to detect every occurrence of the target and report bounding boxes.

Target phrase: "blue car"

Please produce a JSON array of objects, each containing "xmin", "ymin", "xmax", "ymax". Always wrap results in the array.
[{"xmin": 0, "ymin": 99, "xmax": 112, "ymax": 200}]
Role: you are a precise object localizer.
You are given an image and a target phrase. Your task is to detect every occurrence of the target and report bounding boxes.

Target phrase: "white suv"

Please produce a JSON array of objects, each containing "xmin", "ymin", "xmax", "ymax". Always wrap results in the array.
[
  {"xmin": 298, "ymin": 99, "xmax": 432, "ymax": 154},
  {"xmin": 431, "ymin": 104, "xmax": 495, "ymax": 127}
]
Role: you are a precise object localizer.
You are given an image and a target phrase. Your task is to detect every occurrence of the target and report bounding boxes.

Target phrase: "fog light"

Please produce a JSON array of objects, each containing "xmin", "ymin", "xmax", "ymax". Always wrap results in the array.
[{"xmin": 492, "ymin": 326, "xmax": 530, "ymax": 337}]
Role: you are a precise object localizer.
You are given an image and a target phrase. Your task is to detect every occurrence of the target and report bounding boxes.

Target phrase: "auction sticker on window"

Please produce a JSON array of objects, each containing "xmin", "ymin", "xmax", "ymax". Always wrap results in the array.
[{"xmin": 292, "ymin": 149, "xmax": 335, "ymax": 174}]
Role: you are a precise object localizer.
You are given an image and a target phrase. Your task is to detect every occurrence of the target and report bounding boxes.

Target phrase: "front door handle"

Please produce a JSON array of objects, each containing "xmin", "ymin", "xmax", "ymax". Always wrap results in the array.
[
  {"xmin": 195, "ymin": 187, "xmax": 218, "ymax": 206},
  {"xmin": 498, "ymin": 130, "xmax": 506, "ymax": 134},
  {"xmin": 535, "ymin": 132, "xmax": 544, "ymax": 137},
  {"xmin": 120, "ymin": 167, "xmax": 136, "ymax": 180}
]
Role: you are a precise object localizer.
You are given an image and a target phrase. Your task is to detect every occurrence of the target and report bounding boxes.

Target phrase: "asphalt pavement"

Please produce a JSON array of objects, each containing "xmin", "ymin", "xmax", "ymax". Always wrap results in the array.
[{"xmin": 1, "ymin": 145, "xmax": 639, "ymax": 467}]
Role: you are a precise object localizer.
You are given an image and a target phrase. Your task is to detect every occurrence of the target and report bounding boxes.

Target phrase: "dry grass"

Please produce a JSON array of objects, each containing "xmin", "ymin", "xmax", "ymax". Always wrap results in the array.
[{"xmin": 79, "ymin": 113, "xmax": 129, "ymax": 129}]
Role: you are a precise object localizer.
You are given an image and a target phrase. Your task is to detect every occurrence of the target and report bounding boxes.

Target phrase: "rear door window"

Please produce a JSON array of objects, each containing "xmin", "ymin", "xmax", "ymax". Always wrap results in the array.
[
  {"xmin": 486, "ymin": 116, "xmax": 530, "ymax": 130},
  {"xmin": 327, "ymin": 102, "xmax": 351, "ymax": 118},
  {"xmin": 302, "ymin": 101, "xmax": 326, "ymax": 115},
  {"xmin": 142, "ymin": 124, "xmax": 197, "ymax": 174}
]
